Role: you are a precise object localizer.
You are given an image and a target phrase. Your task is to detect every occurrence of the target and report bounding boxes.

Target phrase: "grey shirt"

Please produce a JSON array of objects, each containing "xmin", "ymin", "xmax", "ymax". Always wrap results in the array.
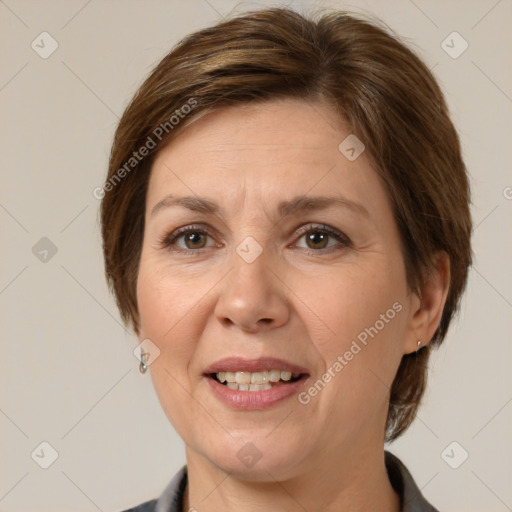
[{"xmin": 122, "ymin": 451, "xmax": 439, "ymax": 512}]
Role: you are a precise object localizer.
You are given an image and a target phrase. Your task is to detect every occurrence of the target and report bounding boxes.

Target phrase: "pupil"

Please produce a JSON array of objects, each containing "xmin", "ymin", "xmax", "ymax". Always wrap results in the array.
[
  {"xmin": 186, "ymin": 232, "xmax": 205, "ymax": 248},
  {"xmin": 308, "ymin": 232, "xmax": 327, "ymax": 249}
]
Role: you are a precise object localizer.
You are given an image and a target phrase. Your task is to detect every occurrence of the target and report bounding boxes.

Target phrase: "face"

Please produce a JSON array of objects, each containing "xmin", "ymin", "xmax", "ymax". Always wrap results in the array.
[{"xmin": 136, "ymin": 98, "xmax": 420, "ymax": 480}]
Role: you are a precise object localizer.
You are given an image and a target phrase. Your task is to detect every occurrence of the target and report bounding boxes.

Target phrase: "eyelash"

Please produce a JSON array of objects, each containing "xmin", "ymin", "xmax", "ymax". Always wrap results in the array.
[{"xmin": 158, "ymin": 223, "xmax": 352, "ymax": 256}]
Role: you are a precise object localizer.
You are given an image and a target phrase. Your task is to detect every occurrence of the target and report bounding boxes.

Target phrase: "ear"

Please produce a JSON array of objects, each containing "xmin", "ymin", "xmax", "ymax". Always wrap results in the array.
[{"xmin": 403, "ymin": 251, "xmax": 451, "ymax": 354}]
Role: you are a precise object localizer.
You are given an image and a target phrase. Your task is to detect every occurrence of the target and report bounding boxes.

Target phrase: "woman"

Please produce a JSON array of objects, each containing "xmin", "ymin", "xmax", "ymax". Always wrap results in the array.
[{"xmin": 100, "ymin": 7, "xmax": 472, "ymax": 512}]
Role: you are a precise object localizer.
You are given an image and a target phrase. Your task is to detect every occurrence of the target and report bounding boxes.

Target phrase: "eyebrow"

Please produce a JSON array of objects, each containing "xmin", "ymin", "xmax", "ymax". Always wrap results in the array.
[{"xmin": 150, "ymin": 193, "xmax": 369, "ymax": 219}]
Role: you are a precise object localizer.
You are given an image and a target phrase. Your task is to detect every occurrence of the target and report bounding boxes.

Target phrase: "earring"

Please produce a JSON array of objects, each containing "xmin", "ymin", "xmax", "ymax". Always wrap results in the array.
[
  {"xmin": 139, "ymin": 349, "xmax": 148, "ymax": 374},
  {"xmin": 416, "ymin": 340, "xmax": 421, "ymax": 352}
]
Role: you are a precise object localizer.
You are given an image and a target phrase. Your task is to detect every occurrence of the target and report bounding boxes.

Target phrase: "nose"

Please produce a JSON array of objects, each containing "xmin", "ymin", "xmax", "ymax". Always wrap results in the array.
[{"xmin": 214, "ymin": 245, "xmax": 290, "ymax": 334}]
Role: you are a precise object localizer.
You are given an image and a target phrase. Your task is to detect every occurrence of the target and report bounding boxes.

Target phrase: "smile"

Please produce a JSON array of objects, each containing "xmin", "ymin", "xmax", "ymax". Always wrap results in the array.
[
  {"xmin": 213, "ymin": 370, "xmax": 302, "ymax": 391},
  {"xmin": 203, "ymin": 357, "xmax": 310, "ymax": 409}
]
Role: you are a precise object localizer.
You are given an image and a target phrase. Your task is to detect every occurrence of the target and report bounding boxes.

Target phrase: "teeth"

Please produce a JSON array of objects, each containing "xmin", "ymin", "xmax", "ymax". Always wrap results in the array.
[
  {"xmin": 214, "ymin": 369, "xmax": 300, "ymax": 390},
  {"xmin": 250, "ymin": 383, "xmax": 268, "ymax": 391},
  {"xmin": 225, "ymin": 382, "xmax": 272, "ymax": 392},
  {"xmin": 235, "ymin": 371, "xmax": 252, "ymax": 385},
  {"xmin": 251, "ymin": 371, "xmax": 269, "ymax": 384},
  {"xmin": 269, "ymin": 370, "xmax": 281, "ymax": 382}
]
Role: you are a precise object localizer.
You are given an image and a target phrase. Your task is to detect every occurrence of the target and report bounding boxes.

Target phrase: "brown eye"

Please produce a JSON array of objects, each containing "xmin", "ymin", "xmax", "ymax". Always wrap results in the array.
[
  {"xmin": 182, "ymin": 231, "xmax": 207, "ymax": 249},
  {"xmin": 160, "ymin": 224, "xmax": 217, "ymax": 252},
  {"xmin": 305, "ymin": 231, "xmax": 329, "ymax": 250},
  {"xmin": 294, "ymin": 224, "xmax": 351, "ymax": 253}
]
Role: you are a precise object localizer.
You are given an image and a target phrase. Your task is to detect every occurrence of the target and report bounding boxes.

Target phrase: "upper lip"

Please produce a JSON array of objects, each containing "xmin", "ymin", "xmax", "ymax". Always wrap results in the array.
[{"xmin": 204, "ymin": 357, "xmax": 310, "ymax": 375}]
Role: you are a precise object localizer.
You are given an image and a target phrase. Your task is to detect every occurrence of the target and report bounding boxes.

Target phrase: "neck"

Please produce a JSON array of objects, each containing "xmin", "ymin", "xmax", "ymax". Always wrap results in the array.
[{"xmin": 183, "ymin": 444, "xmax": 400, "ymax": 512}]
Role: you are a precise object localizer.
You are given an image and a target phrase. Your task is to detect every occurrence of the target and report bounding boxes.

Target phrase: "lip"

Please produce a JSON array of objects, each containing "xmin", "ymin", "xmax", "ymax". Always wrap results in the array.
[
  {"xmin": 203, "ymin": 356, "xmax": 309, "ymax": 375},
  {"xmin": 205, "ymin": 374, "xmax": 309, "ymax": 410},
  {"xmin": 203, "ymin": 357, "xmax": 310, "ymax": 411}
]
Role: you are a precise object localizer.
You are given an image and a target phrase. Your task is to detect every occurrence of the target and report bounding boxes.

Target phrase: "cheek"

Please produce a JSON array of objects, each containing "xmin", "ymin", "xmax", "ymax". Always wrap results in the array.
[
  {"xmin": 136, "ymin": 264, "xmax": 204, "ymax": 433},
  {"xmin": 137, "ymin": 245, "xmax": 209, "ymax": 335},
  {"xmin": 302, "ymin": 260, "xmax": 406, "ymax": 355},
  {"xmin": 136, "ymin": 258, "xmax": 201, "ymax": 391},
  {"xmin": 296, "ymin": 257, "xmax": 407, "ymax": 416}
]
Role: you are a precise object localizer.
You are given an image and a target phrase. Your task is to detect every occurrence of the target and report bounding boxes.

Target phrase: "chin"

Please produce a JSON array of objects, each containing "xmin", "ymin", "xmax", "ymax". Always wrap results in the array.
[{"xmin": 198, "ymin": 433, "xmax": 307, "ymax": 482}]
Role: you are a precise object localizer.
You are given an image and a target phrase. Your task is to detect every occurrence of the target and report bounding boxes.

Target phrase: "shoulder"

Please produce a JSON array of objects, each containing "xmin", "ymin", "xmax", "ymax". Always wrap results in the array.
[
  {"xmin": 119, "ymin": 498, "xmax": 158, "ymax": 512},
  {"xmin": 119, "ymin": 465, "xmax": 188, "ymax": 512},
  {"xmin": 385, "ymin": 451, "xmax": 440, "ymax": 512}
]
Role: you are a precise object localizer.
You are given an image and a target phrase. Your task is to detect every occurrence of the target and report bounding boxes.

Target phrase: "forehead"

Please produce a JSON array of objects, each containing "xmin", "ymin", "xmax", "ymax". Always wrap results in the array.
[
  {"xmin": 147, "ymin": 98, "xmax": 384, "ymax": 215},
  {"xmin": 159, "ymin": 98, "xmax": 340, "ymax": 147}
]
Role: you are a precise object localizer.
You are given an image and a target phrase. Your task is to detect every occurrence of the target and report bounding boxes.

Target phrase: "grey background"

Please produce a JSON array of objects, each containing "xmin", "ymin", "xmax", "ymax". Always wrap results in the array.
[{"xmin": 1, "ymin": 0, "xmax": 511, "ymax": 511}]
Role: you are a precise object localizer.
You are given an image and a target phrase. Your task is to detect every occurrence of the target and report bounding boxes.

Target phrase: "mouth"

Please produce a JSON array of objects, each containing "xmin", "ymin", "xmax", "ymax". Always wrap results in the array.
[
  {"xmin": 203, "ymin": 357, "xmax": 309, "ymax": 408},
  {"xmin": 209, "ymin": 369, "xmax": 304, "ymax": 392}
]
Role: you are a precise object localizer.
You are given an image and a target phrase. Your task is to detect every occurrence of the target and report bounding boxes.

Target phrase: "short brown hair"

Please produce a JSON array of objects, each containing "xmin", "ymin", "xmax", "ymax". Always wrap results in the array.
[{"xmin": 100, "ymin": 7, "xmax": 472, "ymax": 441}]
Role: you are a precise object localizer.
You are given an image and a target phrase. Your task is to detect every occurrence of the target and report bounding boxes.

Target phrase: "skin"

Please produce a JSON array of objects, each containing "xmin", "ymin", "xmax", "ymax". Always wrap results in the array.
[{"xmin": 136, "ymin": 97, "xmax": 450, "ymax": 512}]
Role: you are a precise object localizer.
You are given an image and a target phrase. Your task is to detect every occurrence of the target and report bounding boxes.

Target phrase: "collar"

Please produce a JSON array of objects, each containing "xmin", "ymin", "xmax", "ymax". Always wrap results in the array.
[{"xmin": 153, "ymin": 451, "xmax": 439, "ymax": 512}]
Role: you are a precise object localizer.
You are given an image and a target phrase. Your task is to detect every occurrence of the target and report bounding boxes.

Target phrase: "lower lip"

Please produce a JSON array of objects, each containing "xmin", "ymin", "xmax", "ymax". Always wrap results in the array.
[{"xmin": 205, "ymin": 376, "xmax": 307, "ymax": 410}]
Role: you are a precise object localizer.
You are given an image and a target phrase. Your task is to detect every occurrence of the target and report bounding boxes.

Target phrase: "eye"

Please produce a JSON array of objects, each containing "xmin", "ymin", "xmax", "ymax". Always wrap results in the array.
[
  {"xmin": 159, "ymin": 223, "xmax": 351, "ymax": 255},
  {"xmin": 294, "ymin": 223, "xmax": 351, "ymax": 253},
  {"xmin": 159, "ymin": 224, "xmax": 217, "ymax": 252}
]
